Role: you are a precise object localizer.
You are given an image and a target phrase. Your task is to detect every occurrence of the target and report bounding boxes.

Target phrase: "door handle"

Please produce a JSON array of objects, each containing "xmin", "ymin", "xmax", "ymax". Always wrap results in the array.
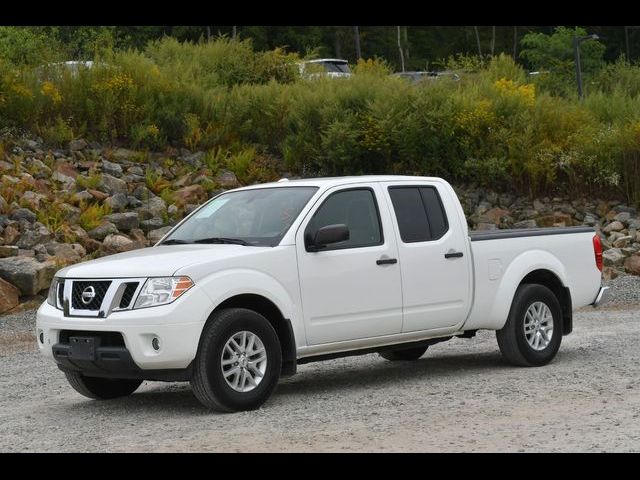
[
  {"xmin": 376, "ymin": 257, "xmax": 398, "ymax": 265},
  {"xmin": 444, "ymin": 250, "xmax": 464, "ymax": 259}
]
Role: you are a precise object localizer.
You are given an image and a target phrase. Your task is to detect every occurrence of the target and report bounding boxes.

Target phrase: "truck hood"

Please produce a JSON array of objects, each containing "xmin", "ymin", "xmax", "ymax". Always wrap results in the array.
[{"xmin": 57, "ymin": 244, "xmax": 255, "ymax": 279}]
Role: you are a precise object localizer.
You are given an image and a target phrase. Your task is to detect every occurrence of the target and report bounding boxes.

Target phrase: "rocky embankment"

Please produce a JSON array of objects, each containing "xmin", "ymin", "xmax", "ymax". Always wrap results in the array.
[{"xmin": 0, "ymin": 132, "xmax": 638, "ymax": 313}]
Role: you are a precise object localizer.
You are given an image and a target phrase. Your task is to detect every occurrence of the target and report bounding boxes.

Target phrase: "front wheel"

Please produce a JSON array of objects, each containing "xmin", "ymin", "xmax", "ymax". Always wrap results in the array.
[
  {"xmin": 496, "ymin": 283, "xmax": 563, "ymax": 367},
  {"xmin": 190, "ymin": 308, "xmax": 282, "ymax": 412},
  {"xmin": 64, "ymin": 372, "xmax": 142, "ymax": 400}
]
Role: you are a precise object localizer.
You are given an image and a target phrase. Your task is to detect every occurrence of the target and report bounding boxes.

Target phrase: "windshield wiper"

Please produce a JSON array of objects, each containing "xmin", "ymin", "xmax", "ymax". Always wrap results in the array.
[
  {"xmin": 160, "ymin": 239, "xmax": 190, "ymax": 245},
  {"xmin": 192, "ymin": 237, "xmax": 252, "ymax": 246}
]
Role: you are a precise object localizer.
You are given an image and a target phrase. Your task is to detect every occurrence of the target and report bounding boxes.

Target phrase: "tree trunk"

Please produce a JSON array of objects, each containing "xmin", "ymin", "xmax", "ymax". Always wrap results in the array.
[
  {"xmin": 474, "ymin": 26, "xmax": 482, "ymax": 57},
  {"xmin": 353, "ymin": 26, "xmax": 362, "ymax": 60},
  {"xmin": 513, "ymin": 26, "xmax": 518, "ymax": 58},
  {"xmin": 397, "ymin": 26, "xmax": 405, "ymax": 72},
  {"xmin": 490, "ymin": 26, "xmax": 496, "ymax": 56},
  {"xmin": 232, "ymin": 26, "xmax": 237, "ymax": 40},
  {"xmin": 403, "ymin": 26, "xmax": 409, "ymax": 59},
  {"xmin": 334, "ymin": 27, "xmax": 342, "ymax": 58},
  {"xmin": 206, "ymin": 26, "xmax": 211, "ymax": 42},
  {"xmin": 625, "ymin": 26, "xmax": 631, "ymax": 62}
]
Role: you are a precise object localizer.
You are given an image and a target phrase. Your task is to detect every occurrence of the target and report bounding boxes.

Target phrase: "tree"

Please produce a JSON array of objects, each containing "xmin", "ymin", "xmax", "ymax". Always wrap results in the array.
[{"xmin": 520, "ymin": 26, "xmax": 606, "ymax": 74}]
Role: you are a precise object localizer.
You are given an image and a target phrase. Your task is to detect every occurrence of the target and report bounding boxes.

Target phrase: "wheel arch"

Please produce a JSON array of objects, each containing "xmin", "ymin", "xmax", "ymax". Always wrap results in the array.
[
  {"xmin": 209, "ymin": 293, "xmax": 297, "ymax": 376},
  {"xmin": 519, "ymin": 269, "xmax": 573, "ymax": 335},
  {"xmin": 487, "ymin": 250, "xmax": 570, "ymax": 332}
]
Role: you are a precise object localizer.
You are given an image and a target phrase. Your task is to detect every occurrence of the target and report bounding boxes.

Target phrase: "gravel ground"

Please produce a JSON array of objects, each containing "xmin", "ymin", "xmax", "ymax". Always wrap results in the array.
[{"xmin": 1, "ymin": 282, "xmax": 639, "ymax": 452}]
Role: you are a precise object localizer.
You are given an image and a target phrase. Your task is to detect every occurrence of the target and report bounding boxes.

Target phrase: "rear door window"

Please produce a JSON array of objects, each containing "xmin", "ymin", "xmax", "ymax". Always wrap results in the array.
[{"xmin": 388, "ymin": 186, "xmax": 449, "ymax": 243}]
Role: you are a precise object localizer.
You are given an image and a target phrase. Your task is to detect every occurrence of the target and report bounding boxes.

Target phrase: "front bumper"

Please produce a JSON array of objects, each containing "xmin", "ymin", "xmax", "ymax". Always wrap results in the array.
[
  {"xmin": 592, "ymin": 286, "xmax": 611, "ymax": 308},
  {"xmin": 36, "ymin": 286, "xmax": 212, "ymax": 371}
]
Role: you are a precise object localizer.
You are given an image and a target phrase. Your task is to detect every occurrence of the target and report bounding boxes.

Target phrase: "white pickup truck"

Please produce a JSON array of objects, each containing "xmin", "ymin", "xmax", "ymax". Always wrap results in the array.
[{"xmin": 37, "ymin": 176, "xmax": 610, "ymax": 412}]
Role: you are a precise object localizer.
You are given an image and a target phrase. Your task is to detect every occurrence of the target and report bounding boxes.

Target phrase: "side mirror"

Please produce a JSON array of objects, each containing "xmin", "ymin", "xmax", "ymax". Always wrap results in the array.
[{"xmin": 307, "ymin": 224, "xmax": 349, "ymax": 251}]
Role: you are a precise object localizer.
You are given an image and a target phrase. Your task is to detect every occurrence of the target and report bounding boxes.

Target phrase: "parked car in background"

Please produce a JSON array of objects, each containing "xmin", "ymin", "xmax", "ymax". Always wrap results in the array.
[
  {"xmin": 298, "ymin": 58, "xmax": 352, "ymax": 79},
  {"xmin": 393, "ymin": 70, "xmax": 460, "ymax": 84},
  {"xmin": 34, "ymin": 61, "xmax": 105, "ymax": 82}
]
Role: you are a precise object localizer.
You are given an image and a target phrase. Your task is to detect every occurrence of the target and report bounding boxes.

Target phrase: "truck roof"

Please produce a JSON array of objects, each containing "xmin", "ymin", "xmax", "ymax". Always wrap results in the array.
[{"xmin": 235, "ymin": 175, "xmax": 446, "ymax": 190}]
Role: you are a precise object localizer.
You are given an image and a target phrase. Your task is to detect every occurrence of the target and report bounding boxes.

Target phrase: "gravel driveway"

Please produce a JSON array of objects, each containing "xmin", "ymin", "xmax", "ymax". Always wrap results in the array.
[{"xmin": 1, "ymin": 277, "xmax": 639, "ymax": 452}]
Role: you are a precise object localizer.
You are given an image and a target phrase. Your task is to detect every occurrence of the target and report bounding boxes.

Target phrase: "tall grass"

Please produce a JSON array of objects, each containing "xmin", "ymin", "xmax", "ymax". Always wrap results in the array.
[{"xmin": 2, "ymin": 41, "xmax": 640, "ymax": 203}]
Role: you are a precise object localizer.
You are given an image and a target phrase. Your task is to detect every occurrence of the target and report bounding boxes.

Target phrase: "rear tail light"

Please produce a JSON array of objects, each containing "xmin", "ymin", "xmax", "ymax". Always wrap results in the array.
[{"xmin": 593, "ymin": 234, "xmax": 603, "ymax": 272}]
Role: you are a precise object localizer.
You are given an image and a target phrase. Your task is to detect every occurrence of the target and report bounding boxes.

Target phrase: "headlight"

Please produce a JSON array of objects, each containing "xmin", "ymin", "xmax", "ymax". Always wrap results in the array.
[
  {"xmin": 133, "ymin": 276, "xmax": 194, "ymax": 309},
  {"xmin": 47, "ymin": 278, "xmax": 61, "ymax": 309}
]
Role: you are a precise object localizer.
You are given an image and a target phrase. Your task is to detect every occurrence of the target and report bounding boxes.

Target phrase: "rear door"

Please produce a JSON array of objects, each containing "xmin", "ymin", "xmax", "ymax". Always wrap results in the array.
[
  {"xmin": 295, "ymin": 183, "xmax": 403, "ymax": 345},
  {"xmin": 382, "ymin": 181, "xmax": 472, "ymax": 332}
]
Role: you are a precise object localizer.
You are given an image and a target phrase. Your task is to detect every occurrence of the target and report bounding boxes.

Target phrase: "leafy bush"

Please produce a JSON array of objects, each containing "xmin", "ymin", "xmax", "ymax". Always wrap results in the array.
[{"xmin": 2, "ymin": 36, "xmax": 640, "ymax": 203}]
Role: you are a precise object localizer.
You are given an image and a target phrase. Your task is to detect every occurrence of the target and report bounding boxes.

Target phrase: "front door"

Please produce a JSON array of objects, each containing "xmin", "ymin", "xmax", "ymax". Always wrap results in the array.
[{"xmin": 295, "ymin": 184, "xmax": 403, "ymax": 345}]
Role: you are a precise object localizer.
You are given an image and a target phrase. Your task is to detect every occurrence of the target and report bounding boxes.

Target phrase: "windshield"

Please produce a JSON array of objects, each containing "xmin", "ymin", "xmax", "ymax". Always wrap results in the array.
[
  {"xmin": 324, "ymin": 61, "xmax": 350, "ymax": 73},
  {"xmin": 161, "ymin": 187, "xmax": 318, "ymax": 247}
]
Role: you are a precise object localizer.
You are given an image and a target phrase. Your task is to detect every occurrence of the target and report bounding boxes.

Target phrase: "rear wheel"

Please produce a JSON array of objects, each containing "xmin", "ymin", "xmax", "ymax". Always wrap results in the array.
[
  {"xmin": 496, "ymin": 283, "xmax": 562, "ymax": 367},
  {"xmin": 190, "ymin": 308, "xmax": 282, "ymax": 412},
  {"xmin": 64, "ymin": 372, "xmax": 142, "ymax": 400},
  {"xmin": 379, "ymin": 345, "xmax": 428, "ymax": 361}
]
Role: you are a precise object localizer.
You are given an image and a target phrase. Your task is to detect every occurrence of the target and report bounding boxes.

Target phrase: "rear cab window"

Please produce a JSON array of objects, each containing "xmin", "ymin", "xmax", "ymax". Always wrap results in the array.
[{"xmin": 388, "ymin": 185, "xmax": 449, "ymax": 243}]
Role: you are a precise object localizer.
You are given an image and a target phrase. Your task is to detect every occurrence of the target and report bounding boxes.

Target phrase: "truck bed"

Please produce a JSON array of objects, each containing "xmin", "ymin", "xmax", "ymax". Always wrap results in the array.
[{"xmin": 469, "ymin": 226, "xmax": 595, "ymax": 242}]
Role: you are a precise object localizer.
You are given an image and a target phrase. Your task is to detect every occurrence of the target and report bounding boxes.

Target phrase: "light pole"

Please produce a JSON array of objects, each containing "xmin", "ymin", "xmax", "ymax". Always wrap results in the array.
[{"xmin": 573, "ymin": 33, "xmax": 599, "ymax": 100}]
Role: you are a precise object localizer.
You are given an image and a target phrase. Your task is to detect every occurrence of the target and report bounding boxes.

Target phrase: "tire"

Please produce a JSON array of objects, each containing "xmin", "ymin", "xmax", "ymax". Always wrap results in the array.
[
  {"xmin": 190, "ymin": 308, "xmax": 282, "ymax": 412},
  {"xmin": 496, "ymin": 283, "xmax": 563, "ymax": 367},
  {"xmin": 64, "ymin": 371, "xmax": 142, "ymax": 400},
  {"xmin": 379, "ymin": 345, "xmax": 428, "ymax": 361}
]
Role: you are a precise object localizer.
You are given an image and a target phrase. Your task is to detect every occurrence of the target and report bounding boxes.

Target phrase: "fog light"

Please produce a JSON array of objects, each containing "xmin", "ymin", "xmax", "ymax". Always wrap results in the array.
[
  {"xmin": 152, "ymin": 337, "xmax": 160, "ymax": 351},
  {"xmin": 39, "ymin": 331, "xmax": 44, "ymax": 344}
]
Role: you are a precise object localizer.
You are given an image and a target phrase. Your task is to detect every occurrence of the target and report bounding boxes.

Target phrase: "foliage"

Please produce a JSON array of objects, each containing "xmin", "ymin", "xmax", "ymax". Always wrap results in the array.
[
  {"xmin": 1, "ymin": 35, "xmax": 640, "ymax": 203},
  {"xmin": 78, "ymin": 202, "xmax": 112, "ymax": 231}
]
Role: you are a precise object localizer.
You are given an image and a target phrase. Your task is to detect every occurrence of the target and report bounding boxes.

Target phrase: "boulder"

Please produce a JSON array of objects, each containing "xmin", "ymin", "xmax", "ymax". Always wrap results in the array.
[
  {"xmin": 102, "ymin": 234, "xmax": 135, "ymax": 254},
  {"xmin": 0, "ymin": 278, "xmax": 20, "ymax": 314},
  {"xmin": 99, "ymin": 174, "xmax": 128, "ymax": 196},
  {"xmin": 0, "ymin": 245, "xmax": 19, "ymax": 258},
  {"xmin": 21, "ymin": 191, "xmax": 47, "ymax": 210},
  {"xmin": 0, "ymin": 257, "xmax": 57, "ymax": 296},
  {"xmin": 71, "ymin": 190, "xmax": 94, "ymax": 204},
  {"xmin": 137, "ymin": 195, "xmax": 167, "ymax": 218},
  {"xmin": 87, "ymin": 221, "xmax": 118, "ymax": 240},
  {"xmin": 127, "ymin": 196, "xmax": 142, "ymax": 208},
  {"xmin": 603, "ymin": 221, "xmax": 625, "ymax": 233},
  {"xmin": 482, "ymin": 208, "xmax": 511, "ymax": 225},
  {"xmin": 105, "ymin": 193, "xmax": 129, "ymax": 211},
  {"xmin": 624, "ymin": 255, "xmax": 640, "ymax": 276},
  {"xmin": 514, "ymin": 219, "xmax": 538, "ymax": 229},
  {"xmin": 140, "ymin": 217, "xmax": 164, "ymax": 232},
  {"xmin": 102, "ymin": 159, "xmax": 123, "ymax": 177},
  {"xmin": 602, "ymin": 248, "xmax": 626, "ymax": 267},
  {"xmin": 87, "ymin": 189, "xmax": 109, "ymax": 201},
  {"xmin": 45, "ymin": 242, "xmax": 85, "ymax": 263},
  {"xmin": 173, "ymin": 185, "xmax": 207, "ymax": 207},
  {"xmin": 614, "ymin": 212, "xmax": 632, "ymax": 224},
  {"xmin": 128, "ymin": 229, "xmax": 148, "ymax": 248},
  {"xmin": 148, "ymin": 226, "xmax": 173, "ymax": 244},
  {"xmin": 3, "ymin": 224, "xmax": 20, "ymax": 244},
  {"xmin": 69, "ymin": 138, "xmax": 88, "ymax": 151},
  {"xmin": 128, "ymin": 166, "xmax": 144, "ymax": 176},
  {"xmin": 16, "ymin": 224, "xmax": 51, "ymax": 249},
  {"xmin": 52, "ymin": 161, "xmax": 78, "ymax": 184},
  {"xmin": 613, "ymin": 235, "xmax": 633, "ymax": 249},
  {"xmin": 215, "ymin": 170, "xmax": 239, "ymax": 188},
  {"xmin": 602, "ymin": 267, "xmax": 619, "ymax": 281},
  {"xmin": 10, "ymin": 208, "xmax": 36, "ymax": 223},
  {"xmin": 104, "ymin": 212, "xmax": 139, "ymax": 232}
]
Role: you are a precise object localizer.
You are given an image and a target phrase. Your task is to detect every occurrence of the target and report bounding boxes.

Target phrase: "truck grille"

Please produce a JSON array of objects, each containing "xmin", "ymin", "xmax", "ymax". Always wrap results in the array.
[
  {"xmin": 119, "ymin": 282, "xmax": 139, "ymax": 309},
  {"xmin": 71, "ymin": 281, "xmax": 112, "ymax": 310}
]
